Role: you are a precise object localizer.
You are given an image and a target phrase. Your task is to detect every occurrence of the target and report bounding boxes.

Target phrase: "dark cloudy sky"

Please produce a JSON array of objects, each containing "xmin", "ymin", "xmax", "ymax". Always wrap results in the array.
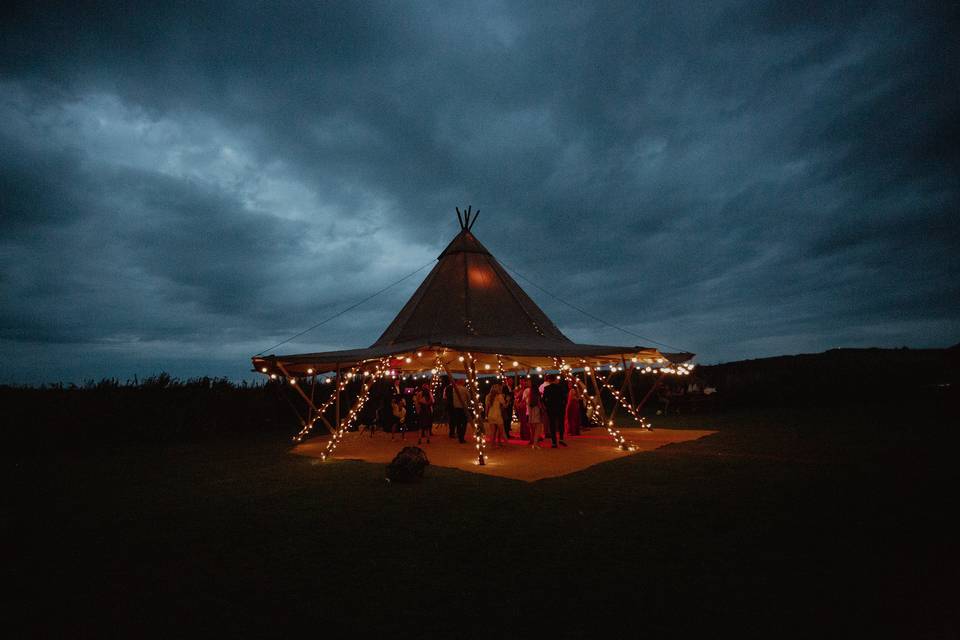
[{"xmin": 2, "ymin": 1, "xmax": 957, "ymax": 383}]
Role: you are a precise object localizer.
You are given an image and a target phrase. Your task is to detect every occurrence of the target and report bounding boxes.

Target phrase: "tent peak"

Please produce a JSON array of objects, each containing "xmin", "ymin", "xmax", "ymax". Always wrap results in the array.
[{"xmin": 455, "ymin": 205, "xmax": 479, "ymax": 231}]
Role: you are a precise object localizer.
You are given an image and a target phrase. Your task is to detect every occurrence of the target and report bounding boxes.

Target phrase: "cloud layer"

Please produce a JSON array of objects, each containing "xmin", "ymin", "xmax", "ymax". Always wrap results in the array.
[{"xmin": 1, "ymin": 1, "xmax": 957, "ymax": 382}]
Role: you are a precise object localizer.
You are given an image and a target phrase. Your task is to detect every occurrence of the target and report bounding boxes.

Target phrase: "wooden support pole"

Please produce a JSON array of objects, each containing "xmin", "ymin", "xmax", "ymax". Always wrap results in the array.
[
  {"xmin": 636, "ymin": 371, "xmax": 666, "ymax": 413},
  {"xmin": 277, "ymin": 362, "xmax": 321, "ymax": 416},
  {"xmin": 590, "ymin": 370, "xmax": 609, "ymax": 424},
  {"xmin": 622, "ymin": 356, "xmax": 638, "ymax": 407},
  {"xmin": 317, "ymin": 361, "xmax": 386, "ymax": 461},
  {"xmin": 335, "ymin": 364, "xmax": 342, "ymax": 429}
]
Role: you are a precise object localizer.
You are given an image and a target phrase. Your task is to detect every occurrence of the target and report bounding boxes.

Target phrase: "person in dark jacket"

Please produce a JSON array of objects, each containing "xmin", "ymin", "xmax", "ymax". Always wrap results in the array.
[
  {"xmin": 542, "ymin": 375, "xmax": 568, "ymax": 447},
  {"xmin": 443, "ymin": 378, "xmax": 457, "ymax": 438},
  {"xmin": 500, "ymin": 378, "xmax": 514, "ymax": 439}
]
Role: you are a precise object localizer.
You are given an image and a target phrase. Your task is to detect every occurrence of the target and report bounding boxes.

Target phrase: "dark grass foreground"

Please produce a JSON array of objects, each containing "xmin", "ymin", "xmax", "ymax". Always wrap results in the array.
[{"xmin": 9, "ymin": 402, "xmax": 958, "ymax": 638}]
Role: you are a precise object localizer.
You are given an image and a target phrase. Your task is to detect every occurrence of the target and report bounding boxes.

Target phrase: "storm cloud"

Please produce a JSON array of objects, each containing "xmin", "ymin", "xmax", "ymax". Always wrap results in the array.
[{"xmin": 1, "ymin": 1, "xmax": 957, "ymax": 383}]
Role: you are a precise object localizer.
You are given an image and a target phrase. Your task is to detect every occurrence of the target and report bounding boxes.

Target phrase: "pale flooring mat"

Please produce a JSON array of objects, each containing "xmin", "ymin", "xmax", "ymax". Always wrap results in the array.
[{"xmin": 291, "ymin": 426, "xmax": 717, "ymax": 482}]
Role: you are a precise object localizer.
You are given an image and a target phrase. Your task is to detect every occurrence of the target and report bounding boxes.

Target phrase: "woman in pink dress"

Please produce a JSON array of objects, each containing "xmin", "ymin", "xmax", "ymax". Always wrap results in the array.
[
  {"xmin": 516, "ymin": 378, "xmax": 530, "ymax": 441},
  {"xmin": 565, "ymin": 382, "xmax": 582, "ymax": 436}
]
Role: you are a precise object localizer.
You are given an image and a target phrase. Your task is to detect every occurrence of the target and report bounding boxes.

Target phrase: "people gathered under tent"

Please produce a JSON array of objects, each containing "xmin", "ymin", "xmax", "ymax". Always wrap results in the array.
[{"xmin": 374, "ymin": 371, "xmax": 597, "ymax": 447}]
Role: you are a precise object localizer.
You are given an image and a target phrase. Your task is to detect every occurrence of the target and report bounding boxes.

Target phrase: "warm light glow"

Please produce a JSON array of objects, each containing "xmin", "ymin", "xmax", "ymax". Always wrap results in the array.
[
  {"xmin": 484, "ymin": 364, "xmax": 491, "ymax": 370},
  {"xmin": 307, "ymin": 368, "xmax": 314, "ymax": 374},
  {"xmin": 261, "ymin": 367, "xmax": 267, "ymax": 373},
  {"xmin": 512, "ymin": 361, "xmax": 519, "ymax": 367},
  {"xmin": 416, "ymin": 352, "xmax": 422, "ymax": 357},
  {"xmin": 270, "ymin": 374, "xmax": 277, "ymax": 379},
  {"xmin": 458, "ymin": 356, "xmax": 465, "ymax": 362},
  {"xmin": 405, "ymin": 357, "xmax": 412, "ymax": 363},
  {"xmin": 535, "ymin": 366, "xmax": 542, "ymax": 372},
  {"xmin": 467, "ymin": 265, "xmax": 494, "ymax": 288}
]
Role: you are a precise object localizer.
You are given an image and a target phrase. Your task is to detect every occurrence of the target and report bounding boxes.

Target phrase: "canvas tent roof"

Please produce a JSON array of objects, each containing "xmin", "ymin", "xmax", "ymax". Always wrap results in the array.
[{"xmin": 252, "ymin": 217, "xmax": 691, "ymax": 376}]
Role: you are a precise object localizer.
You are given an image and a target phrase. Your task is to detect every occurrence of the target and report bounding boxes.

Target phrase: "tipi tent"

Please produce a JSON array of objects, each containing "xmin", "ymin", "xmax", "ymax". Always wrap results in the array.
[{"xmin": 253, "ymin": 208, "xmax": 693, "ymax": 464}]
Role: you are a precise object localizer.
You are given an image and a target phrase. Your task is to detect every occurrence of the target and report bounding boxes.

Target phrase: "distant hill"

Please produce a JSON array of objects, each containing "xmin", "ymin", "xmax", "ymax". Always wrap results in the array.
[{"xmin": 694, "ymin": 346, "xmax": 959, "ymax": 407}]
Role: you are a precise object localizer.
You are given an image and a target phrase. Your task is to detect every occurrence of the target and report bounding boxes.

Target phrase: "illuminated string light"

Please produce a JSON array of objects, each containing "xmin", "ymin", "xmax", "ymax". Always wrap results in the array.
[
  {"xmin": 600, "ymin": 378, "xmax": 652, "ymax": 431},
  {"xmin": 558, "ymin": 357, "xmax": 629, "ymax": 450},
  {"xmin": 463, "ymin": 352, "xmax": 487, "ymax": 466},
  {"xmin": 429, "ymin": 353, "xmax": 444, "ymax": 405},
  {"xmin": 293, "ymin": 366, "xmax": 360, "ymax": 442},
  {"xmin": 317, "ymin": 359, "xmax": 389, "ymax": 461}
]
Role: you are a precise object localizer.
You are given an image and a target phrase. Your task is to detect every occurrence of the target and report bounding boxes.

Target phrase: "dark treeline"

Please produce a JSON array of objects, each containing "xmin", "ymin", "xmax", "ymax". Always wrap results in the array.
[
  {"xmin": 0, "ymin": 374, "xmax": 343, "ymax": 453},
  {"xmin": 692, "ymin": 346, "xmax": 959, "ymax": 409},
  {"xmin": 571, "ymin": 345, "xmax": 959, "ymax": 418}
]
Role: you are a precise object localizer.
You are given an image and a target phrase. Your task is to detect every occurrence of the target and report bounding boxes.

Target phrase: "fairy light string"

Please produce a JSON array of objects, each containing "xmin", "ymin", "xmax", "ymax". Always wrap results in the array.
[
  {"xmin": 429, "ymin": 352, "xmax": 445, "ymax": 404},
  {"xmin": 600, "ymin": 377, "xmax": 652, "ymax": 431},
  {"xmin": 292, "ymin": 366, "xmax": 359, "ymax": 443},
  {"xmin": 558, "ymin": 357, "xmax": 630, "ymax": 450},
  {"xmin": 318, "ymin": 358, "xmax": 389, "ymax": 462},
  {"xmin": 463, "ymin": 352, "xmax": 487, "ymax": 465}
]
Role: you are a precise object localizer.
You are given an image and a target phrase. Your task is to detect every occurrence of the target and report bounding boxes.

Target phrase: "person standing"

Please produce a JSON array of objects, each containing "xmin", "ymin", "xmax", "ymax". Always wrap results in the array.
[
  {"xmin": 542, "ymin": 374, "xmax": 568, "ymax": 447},
  {"xmin": 443, "ymin": 377, "xmax": 456, "ymax": 438},
  {"xmin": 390, "ymin": 390, "xmax": 407, "ymax": 440},
  {"xmin": 500, "ymin": 378, "xmax": 514, "ymax": 439},
  {"xmin": 414, "ymin": 383, "xmax": 433, "ymax": 445},
  {"xmin": 565, "ymin": 382, "xmax": 582, "ymax": 437},
  {"xmin": 450, "ymin": 378, "xmax": 468, "ymax": 443},
  {"xmin": 527, "ymin": 384, "xmax": 546, "ymax": 448},
  {"xmin": 485, "ymin": 383, "xmax": 507, "ymax": 447},
  {"xmin": 516, "ymin": 378, "xmax": 529, "ymax": 441},
  {"xmin": 370, "ymin": 378, "xmax": 393, "ymax": 437}
]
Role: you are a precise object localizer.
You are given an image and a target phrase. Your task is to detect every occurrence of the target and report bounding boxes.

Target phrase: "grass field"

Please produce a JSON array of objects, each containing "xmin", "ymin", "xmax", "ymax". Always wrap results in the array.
[{"xmin": 9, "ymin": 403, "xmax": 957, "ymax": 638}]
